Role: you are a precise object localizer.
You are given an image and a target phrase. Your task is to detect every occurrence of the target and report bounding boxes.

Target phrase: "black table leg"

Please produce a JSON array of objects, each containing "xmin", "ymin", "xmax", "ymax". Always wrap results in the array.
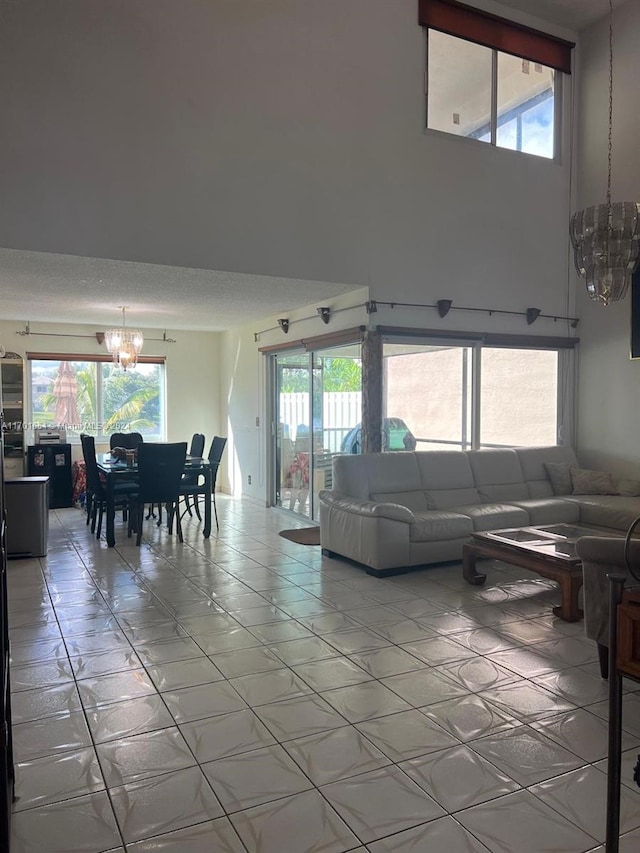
[
  {"xmin": 106, "ymin": 477, "xmax": 116, "ymax": 547},
  {"xmin": 605, "ymin": 573, "xmax": 626, "ymax": 853},
  {"xmin": 203, "ymin": 467, "xmax": 212, "ymax": 538}
]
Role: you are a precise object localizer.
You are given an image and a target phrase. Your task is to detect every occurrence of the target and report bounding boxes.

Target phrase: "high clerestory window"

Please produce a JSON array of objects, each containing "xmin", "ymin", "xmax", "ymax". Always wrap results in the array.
[{"xmin": 419, "ymin": 0, "xmax": 574, "ymax": 160}]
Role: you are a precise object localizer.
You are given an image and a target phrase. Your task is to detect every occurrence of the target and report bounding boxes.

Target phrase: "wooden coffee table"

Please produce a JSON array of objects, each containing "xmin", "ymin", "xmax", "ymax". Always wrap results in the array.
[{"xmin": 462, "ymin": 523, "xmax": 617, "ymax": 622}]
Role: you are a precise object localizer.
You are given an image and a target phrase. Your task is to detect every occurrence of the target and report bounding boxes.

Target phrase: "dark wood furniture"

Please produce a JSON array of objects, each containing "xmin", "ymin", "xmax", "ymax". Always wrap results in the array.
[
  {"xmin": 97, "ymin": 451, "xmax": 212, "ymax": 547},
  {"xmin": 179, "ymin": 436, "xmax": 226, "ymax": 530},
  {"xmin": 462, "ymin": 523, "xmax": 619, "ymax": 622},
  {"xmin": 181, "ymin": 433, "xmax": 206, "ymax": 519},
  {"xmin": 81, "ymin": 434, "xmax": 137, "ymax": 540},
  {"xmin": 128, "ymin": 442, "xmax": 187, "ymax": 546},
  {"xmin": 27, "ymin": 444, "xmax": 73, "ymax": 508},
  {"xmin": 109, "ymin": 432, "xmax": 144, "ymax": 450},
  {"xmin": 606, "ymin": 578, "xmax": 640, "ymax": 853}
]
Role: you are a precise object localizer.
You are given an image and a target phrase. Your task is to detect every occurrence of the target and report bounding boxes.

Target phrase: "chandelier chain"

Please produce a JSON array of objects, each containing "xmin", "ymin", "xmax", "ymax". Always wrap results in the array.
[
  {"xmin": 607, "ymin": 0, "xmax": 613, "ymax": 208},
  {"xmin": 569, "ymin": 0, "xmax": 640, "ymax": 305}
]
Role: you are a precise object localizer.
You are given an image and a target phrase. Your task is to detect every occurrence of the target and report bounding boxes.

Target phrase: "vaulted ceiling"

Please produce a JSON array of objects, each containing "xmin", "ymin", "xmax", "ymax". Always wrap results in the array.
[{"xmin": 0, "ymin": 0, "xmax": 620, "ymax": 331}]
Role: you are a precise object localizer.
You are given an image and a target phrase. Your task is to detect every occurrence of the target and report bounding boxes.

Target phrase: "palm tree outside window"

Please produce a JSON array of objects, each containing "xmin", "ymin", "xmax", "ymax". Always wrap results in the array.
[{"xmin": 29, "ymin": 357, "xmax": 165, "ymax": 441}]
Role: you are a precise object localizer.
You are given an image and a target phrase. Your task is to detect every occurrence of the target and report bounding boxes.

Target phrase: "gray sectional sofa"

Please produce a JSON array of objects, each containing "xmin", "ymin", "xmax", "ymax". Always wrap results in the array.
[{"xmin": 318, "ymin": 446, "xmax": 640, "ymax": 576}]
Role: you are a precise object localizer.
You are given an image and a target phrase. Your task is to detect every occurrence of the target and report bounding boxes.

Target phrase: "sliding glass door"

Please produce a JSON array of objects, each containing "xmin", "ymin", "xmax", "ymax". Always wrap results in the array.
[
  {"xmin": 272, "ymin": 336, "xmax": 564, "ymax": 517},
  {"xmin": 274, "ymin": 352, "xmax": 311, "ymax": 515},
  {"xmin": 272, "ymin": 345, "xmax": 362, "ymax": 520}
]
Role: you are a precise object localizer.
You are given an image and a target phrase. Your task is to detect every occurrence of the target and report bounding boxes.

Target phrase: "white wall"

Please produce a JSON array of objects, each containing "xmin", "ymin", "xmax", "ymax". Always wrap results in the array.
[
  {"xmin": 0, "ymin": 0, "xmax": 577, "ymax": 327},
  {"xmin": 574, "ymin": 0, "xmax": 640, "ymax": 477},
  {"xmin": 0, "ymin": 0, "xmax": 594, "ymax": 490},
  {"xmin": 0, "ymin": 319, "xmax": 221, "ymax": 463}
]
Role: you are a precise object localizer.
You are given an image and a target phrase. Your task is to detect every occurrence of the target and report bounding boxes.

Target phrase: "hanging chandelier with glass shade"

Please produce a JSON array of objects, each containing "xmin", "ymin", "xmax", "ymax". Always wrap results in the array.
[
  {"xmin": 569, "ymin": 0, "xmax": 640, "ymax": 306},
  {"xmin": 104, "ymin": 307, "xmax": 144, "ymax": 371}
]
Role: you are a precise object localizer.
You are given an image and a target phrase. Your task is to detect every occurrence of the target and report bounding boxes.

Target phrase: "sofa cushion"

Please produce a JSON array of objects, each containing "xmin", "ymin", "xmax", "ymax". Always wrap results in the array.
[
  {"xmin": 332, "ymin": 454, "xmax": 372, "ymax": 501},
  {"xmin": 409, "ymin": 511, "xmax": 473, "ymax": 543},
  {"xmin": 516, "ymin": 446, "xmax": 579, "ymax": 498},
  {"xmin": 467, "ymin": 449, "xmax": 529, "ymax": 502},
  {"xmin": 618, "ymin": 479, "xmax": 640, "ymax": 497},
  {"xmin": 570, "ymin": 467, "xmax": 618, "ymax": 496},
  {"xmin": 544, "ymin": 462, "xmax": 572, "ymax": 495},
  {"xmin": 449, "ymin": 502, "xmax": 530, "ymax": 531},
  {"xmin": 506, "ymin": 498, "xmax": 580, "ymax": 526},
  {"xmin": 365, "ymin": 452, "xmax": 423, "ymax": 496},
  {"xmin": 333, "ymin": 452, "xmax": 423, "ymax": 502},
  {"xmin": 568, "ymin": 495, "xmax": 640, "ymax": 531},
  {"xmin": 415, "ymin": 452, "xmax": 480, "ymax": 509},
  {"xmin": 478, "ymin": 482, "xmax": 529, "ymax": 502},
  {"xmin": 425, "ymin": 487, "xmax": 481, "ymax": 510}
]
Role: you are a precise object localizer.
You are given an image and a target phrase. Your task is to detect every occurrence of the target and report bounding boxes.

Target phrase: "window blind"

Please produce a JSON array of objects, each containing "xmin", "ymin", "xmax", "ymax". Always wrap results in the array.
[{"xmin": 419, "ymin": 0, "xmax": 574, "ymax": 74}]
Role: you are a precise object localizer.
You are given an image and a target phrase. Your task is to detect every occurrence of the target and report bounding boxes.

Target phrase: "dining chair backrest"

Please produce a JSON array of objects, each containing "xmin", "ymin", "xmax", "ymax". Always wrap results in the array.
[
  {"xmin": 189, "ymin": 433, "xmax": 205, "ymax": 458},
  {"xmin": 110, "ymin": 432, "xmax": 144, "ymax": 450},
  {"xmin": 136, "ymin": 442, "xmax": 187, "ymax": 505},
  {"xmin": 80, "ymin": 433, "xmax": 103, "ymax": 496},
  {"xmin": 208, "ymin": 436, "xmax": 227, "ymax": 487}
]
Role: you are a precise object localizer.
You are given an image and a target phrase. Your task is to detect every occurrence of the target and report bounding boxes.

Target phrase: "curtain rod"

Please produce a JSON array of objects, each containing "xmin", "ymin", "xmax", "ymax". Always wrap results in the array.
[
  {"xmin": 16, "ymin": 322, "xmax": 177, "ymax": 343},
  {"xmin": 253, "ymin": 302, "xmax": 368, "ymax": 341},
  {"xmin": 367, "ymin": 300, "xmax": 579, "ymax": 328}
]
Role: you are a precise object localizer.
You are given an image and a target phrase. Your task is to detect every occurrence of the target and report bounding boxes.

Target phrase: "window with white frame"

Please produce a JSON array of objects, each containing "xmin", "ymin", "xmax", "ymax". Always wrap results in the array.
[
  {"xmin": 427, "ymin": 32, "xmax": 557, "ymax": 159},
  {"xmin": 420, "ymin": 0, "xmax": 573, "ymax": 161},
  {"xmin": 382, "ymin": 340, "xmax": 567, "ymax": 450},
  {"xmin": 28, "ymin": 356, "xmax": 165, "ymax": 442}
]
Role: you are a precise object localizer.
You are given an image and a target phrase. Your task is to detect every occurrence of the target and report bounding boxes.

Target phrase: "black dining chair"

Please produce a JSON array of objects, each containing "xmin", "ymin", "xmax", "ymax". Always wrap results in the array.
[
  {"xmin": 80, "ymin": 434, "xmax": 137, "ymax": 540},
  {"xmin": 110, "ymin": 432, "xmax": 144, "ymax": 450},
  {"xmin": 181, "ymin": 433, "xmax": 206, "ymax": 518},
  {"xmin": 148, "ymin": 433, "xmax": 205, "ymax": 524},
  {"xmin": 127, "ymin": 442, "xmax": 187, "ymax": 546},
  {"xmin": 179, "ymin": 436, "xmax": 227, "ymax": 529}
]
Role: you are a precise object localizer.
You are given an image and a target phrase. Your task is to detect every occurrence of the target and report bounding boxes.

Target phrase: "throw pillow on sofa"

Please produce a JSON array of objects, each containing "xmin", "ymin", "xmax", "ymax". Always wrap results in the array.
[
  {"xmin": 544, "ymin": 462, "xmax": 572, "ymax": 495},
  {"xmin": 570, "ymin": 467, "xmax": 618, "ymax": 495}
]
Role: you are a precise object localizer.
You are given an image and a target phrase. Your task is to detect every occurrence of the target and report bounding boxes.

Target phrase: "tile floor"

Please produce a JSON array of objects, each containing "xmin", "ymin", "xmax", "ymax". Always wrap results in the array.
[{"xmin": 6, "ymin": 497, "xmax": 640, "ymax": 852}]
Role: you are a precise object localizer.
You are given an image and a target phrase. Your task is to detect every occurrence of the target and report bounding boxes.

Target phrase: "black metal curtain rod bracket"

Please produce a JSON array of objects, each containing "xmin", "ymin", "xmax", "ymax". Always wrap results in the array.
[
  {"xmin": 373, "ymin": 301, "xmax": 579, "ymax": 328},
  {"xmin": 254, "ymin": 302, "xmax": 369, "ymax": 341}
]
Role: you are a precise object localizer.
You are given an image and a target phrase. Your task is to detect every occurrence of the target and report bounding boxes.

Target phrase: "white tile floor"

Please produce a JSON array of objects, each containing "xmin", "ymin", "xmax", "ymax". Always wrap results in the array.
[{"xmin": 7, "ymin": 497, "xmax": 640, "ymax": 853}]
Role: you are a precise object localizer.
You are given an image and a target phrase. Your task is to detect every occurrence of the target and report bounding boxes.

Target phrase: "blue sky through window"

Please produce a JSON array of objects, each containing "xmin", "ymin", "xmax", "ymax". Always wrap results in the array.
[{"xmin": 482, "ymin": 90, "xmax": 554, "ymax": 159}]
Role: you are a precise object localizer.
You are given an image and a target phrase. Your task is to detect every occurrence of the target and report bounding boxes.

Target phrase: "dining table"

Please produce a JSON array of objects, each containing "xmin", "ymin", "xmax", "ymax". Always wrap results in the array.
[{"xmin": 96, "ymin": 453, "xmax": 212, "ymax": 547}]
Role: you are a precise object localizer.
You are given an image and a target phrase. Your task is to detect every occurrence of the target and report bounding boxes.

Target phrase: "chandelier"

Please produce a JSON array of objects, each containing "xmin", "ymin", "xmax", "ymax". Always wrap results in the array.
[
  {"xmin": 104, "ymin": 306, "xmax": 144, "ymax": 371},
  {"xmin": 569, "ymin": 0, "xmax": 640, "ymax": 306}
]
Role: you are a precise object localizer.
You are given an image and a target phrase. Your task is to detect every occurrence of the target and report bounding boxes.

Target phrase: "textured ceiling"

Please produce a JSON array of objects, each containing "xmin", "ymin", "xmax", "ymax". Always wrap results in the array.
[
  {"xmin": 0, "ymin": 1, "xmax": 618, "ymax": 331},
  {"xmin": 0, "ymin": 249, "xmax": 356, "ymax": 333}
]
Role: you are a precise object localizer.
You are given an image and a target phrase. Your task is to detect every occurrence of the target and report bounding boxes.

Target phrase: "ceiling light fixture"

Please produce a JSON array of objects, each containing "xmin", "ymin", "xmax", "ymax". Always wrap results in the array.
[
  {"xmin": 569, "ymin": 0, "xmax": 640, "ymax": 305},
  {"xmin": 104, "ymin": 306, "xmax": 144, "ymax": 371}
]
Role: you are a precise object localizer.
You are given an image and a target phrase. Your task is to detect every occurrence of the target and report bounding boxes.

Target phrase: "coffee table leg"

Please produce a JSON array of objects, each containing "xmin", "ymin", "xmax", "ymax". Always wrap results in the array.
[
  {"xmin": 463, "ymin": 545, "xmax": 486, "ymax": 586},
  {"xmin": 552, "ymin": 576, "xmax": 583, "ymax": 622}
]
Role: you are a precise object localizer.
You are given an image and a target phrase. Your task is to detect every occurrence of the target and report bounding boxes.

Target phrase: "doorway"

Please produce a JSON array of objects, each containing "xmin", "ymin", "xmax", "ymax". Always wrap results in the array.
[{"xmin": 272, "ymin": 345, "xmax": 362, "ymax": 520}]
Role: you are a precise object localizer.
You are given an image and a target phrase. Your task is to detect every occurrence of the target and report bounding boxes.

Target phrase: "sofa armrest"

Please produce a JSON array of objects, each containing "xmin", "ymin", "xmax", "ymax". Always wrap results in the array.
[
  {"xmin": 576, "ymin": 536, "xmax": 640, "ymax": 650},
  {"xmin": 576, "ymin": 535, "xmax": 640, "ymax": 567},
  {"xmin": 318, "ymin": 490, "xmax": 415, "ymax": 523}
]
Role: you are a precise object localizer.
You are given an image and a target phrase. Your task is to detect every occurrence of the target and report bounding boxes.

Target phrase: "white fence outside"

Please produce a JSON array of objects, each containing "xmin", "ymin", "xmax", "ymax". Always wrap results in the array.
[{"xmin": 279, "ymin": 392, "xmax": 361, "ymax": 452}]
